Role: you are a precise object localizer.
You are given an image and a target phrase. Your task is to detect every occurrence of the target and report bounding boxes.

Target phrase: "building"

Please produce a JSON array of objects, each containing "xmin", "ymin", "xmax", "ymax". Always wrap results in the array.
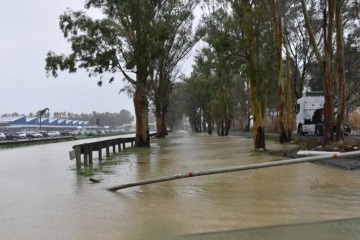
[{"xmin": 0, "ymin": 116, "xmax": 90, "ymax": 132}]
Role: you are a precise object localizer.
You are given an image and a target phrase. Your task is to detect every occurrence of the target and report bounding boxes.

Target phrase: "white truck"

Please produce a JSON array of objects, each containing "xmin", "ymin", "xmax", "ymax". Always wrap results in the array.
[
  {"xmin": 295, "ymin": 91, "xmax": 351, "ymax": 136},
  {"xmin": 295, "ymin": 91, "xmax": 324, "ymax": 135}
]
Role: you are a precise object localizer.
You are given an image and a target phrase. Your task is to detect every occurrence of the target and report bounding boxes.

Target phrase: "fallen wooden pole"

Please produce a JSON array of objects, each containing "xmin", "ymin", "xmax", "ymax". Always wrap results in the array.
[{"xmin": 107, "ymin": 150, "xmax": 360, "ymax": 191}]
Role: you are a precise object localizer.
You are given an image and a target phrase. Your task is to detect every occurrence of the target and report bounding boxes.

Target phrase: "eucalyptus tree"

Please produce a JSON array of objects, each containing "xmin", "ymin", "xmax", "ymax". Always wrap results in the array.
[
  {"xmin": 268, "ymin": 0, "xmax": 288, "ymax": 142},
  {"xmin": 333, "ymin": 0, "xmax": 360, "ymax": 140},
  {"xmin": 179, "ymin": 47, "xmax": 221, "ymax": 133},
  {"xmin": 229, "ymin": 75, "xmax": 250, "ymax": 131},
  {"xmin": 179, "ymin": 50, "xmax": 218, "ymax": 133},
  {"xmin": 283, "ymin": 2, "xmax": 316, "ymax": 99},
  {"xmin": 285, "ymin": 1, "xmax": 360, "ymax": 138},
  {"xmin": 335, "ymin": 0, "xmax": 346, "ymax": 140},
  {"xmin": 344, "ymin": 34, "xmax": 360, "ymax": 112},
  {"xmin": 266, "ymin": 0, "xmax": 299, "ymax": 142},
  {"xmin": 189, "ymin": 48, "xmax": 218, "ymax": 134},
  {"xmin": 300, "ymin": 0, "xmax": 336, "ymax": 143},
  {"xmin": 45, "ymin": 0, "xmax": 167, "ymax": 147},
  {"xmin": 299, "ymin": 0, "xmax": 357, "ymax": 142},
  {"xmin": 166, "ymin": 82, "xmax": 187, "ymax": 130},
  {"xmin": 201, "ymin": 4, "xmax": 240, "ymax": 136},
  {"xmin": 284, "ymin": 1, "xmax": 326, "ymax": 140},
  {"xmin": 229, "ymin": 0, "xmax": 274, "ymax": 150},
  {"xmin": 182, "ymin": 75, "xmax": 203, "ymax": 132},
  {"xmin": 284, "ymin": 43, "xmax": 294, "ymax": 139},
  {"xmin": 148, "ymin": 0, "xmax": 200, "ymax": 138}
]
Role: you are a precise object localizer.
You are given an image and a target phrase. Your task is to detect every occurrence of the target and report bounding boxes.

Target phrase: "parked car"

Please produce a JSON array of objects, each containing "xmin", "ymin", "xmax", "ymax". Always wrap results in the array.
[
  {"xmin": 60, "ymin": 130, "xmax": 72, "ymax": 136},
  {"xmin": 85, "ymin": 130, "xmax": 98, "ymax": 136},
  {"xmin": 0, "ymin": 132, "xmax": 6, "ymax": 140},
  {"xmin": 48, "ymin": 131, "xmax": 61, "ymax": 137},
  {"xmin": 38, "ymin": 131, "xmax": 49, "ymax": 137},
  {"xmin": 16, "ymin": 132, "xmax": 27, "ymax": 139},
  {"xmin": 6, "ymin": 132, "xmax": 20, "ymax": 140},
  {"xmin": 26, "ymin": 131, "xmax": 43, "ymax": 138},
  {"xmin": 71, "ymin": 130, "xmax": 82, "ymax": 136}
]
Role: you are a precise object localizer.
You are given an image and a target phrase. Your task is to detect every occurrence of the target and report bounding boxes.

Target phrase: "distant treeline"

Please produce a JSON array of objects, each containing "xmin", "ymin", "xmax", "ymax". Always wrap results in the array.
[{"xmin": 1, "ymin": 109, "xmax": 134, "ymax": 128}]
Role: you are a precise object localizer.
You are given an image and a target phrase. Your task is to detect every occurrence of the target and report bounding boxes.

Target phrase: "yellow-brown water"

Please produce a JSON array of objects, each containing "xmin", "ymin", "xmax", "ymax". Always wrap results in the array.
[{"xmin": 1, "ymin": 131, "xmax": 360, "ymax": 239}]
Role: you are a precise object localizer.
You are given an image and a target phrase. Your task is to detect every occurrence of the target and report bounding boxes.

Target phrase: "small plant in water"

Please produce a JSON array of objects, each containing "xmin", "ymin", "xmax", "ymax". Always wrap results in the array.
[{"xmin": 79, "ymin": 168, "xmax": 96, "ymax": 177}]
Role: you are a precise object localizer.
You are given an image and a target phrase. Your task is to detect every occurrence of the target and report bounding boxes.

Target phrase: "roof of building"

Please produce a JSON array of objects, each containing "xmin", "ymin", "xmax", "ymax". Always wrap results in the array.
[{"xmin": 0, "ymin": 117, "xmax": 89, "ymax": 127}]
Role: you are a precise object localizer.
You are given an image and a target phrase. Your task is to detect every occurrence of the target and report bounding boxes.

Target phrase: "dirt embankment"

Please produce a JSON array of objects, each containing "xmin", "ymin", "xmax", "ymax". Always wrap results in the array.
[{"xmin": 266, "ymin": 135, "xmax": 360, "ymax": 159}]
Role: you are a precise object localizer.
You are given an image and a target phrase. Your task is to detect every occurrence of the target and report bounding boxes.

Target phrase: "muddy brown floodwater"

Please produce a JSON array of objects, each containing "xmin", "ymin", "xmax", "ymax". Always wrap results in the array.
[{"xmin": 1, "ymin": 131, "xmax": 360, "ymax": 240}]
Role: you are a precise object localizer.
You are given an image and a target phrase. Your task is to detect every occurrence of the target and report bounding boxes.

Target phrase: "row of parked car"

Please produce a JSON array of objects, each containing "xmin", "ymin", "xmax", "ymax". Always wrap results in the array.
[
  {"xmin": 0, "ymin": 130, "xmax": 79, "ymax": 141},
  {"xmin": 0, "ymin": 129, "xmax": 125, "ymax": 141}
]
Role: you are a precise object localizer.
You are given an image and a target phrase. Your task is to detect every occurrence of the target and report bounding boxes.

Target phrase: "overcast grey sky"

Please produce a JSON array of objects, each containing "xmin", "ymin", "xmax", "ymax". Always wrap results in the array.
[{"xmin": 0, "ymin": 0, "xmax": 195, "ymax": 117}]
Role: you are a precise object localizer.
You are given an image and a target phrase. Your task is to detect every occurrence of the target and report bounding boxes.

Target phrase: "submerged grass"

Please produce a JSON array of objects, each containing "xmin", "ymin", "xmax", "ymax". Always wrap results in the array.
[{"xmin": 77, "ymin": 166, "xmax": 114, "ymax": 176}]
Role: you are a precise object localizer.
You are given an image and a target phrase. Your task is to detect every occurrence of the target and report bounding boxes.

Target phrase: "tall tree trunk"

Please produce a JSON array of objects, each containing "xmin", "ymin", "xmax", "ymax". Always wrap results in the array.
[
  {"xmin": 192, "ymin": 111, "xmax": 198, "ymax": 132},
  {"xmin": 252, "ymin": 99, "xmax": 266, "ymax": 150},
  {"xmin": 249, "ymin": 59, "xmax": 266, "ymax": 150},
  {"xmin": 202, "ymin": 110, "xmax": 207, "ymax": 133},
  {"xmin": 300, "ymin": 0, "xmax": 335, "ymax": 143},
  {"xmin": 154, "ymin": 78, "xmax": 165, "ymax": 138},
  {"xmin": 161, "ymin": 113, "xmax": 167, "ymax": 135},
  {"xmin": 154, "ymin": 85, "xmax": 168, "ymax": 138},
  {"xmin": 207, "ymin": 105, "xmax": 213, "ymax": 135},
  {"xmin": 221, "ymin": 119, "xmax": 225, "ymax": 136},
  {"xmin": 285, "ymin": 45, "xmax": 293, "ymax": 140},
  {"xmin": 335, "ymin": 0, "xmax": 345, "ymax": 141},
  {"xmin": 225, "ymin": 119, "xmax": 231, "ymax": 136},
  {"xmin": 134, "ymin": 77, "xmax": 150, "ymax": 147},
  {"xmin": 324, "ymin": 0, "xmax": 335, "ymax": 143},
  {"xmin": 269, "ymin": 0, "xmax": 287, "ymax": 143},
  {"xmin": 156, "ymin": 112, "xmax": 167, "ymax": 138},
  {"xmin": 233, "ymin": 0, "xmax": 266, "ymax": 150}
]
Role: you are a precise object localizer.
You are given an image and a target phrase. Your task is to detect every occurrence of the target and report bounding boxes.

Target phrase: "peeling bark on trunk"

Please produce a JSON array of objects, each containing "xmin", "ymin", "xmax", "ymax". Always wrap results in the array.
[
  {"xmin": 249, "ymin": 61, "xmax": 265, "ymax": 149},
  {"xmin": 233, "ymin": 0, "xmax": 266, "ymax": 150},
  {"xmin": 249, "ymin": 62, "xmax": 266, "ymax": 150},
  {"xmin": 134, "ymin": 80, "xmax": 150, "ymax": 147}
]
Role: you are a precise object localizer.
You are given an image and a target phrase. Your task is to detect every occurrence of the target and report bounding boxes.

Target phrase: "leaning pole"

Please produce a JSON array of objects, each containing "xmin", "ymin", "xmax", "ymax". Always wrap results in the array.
[{"xmin": 107, "ymin": 150, "xmax": 360, "ymax": 191}]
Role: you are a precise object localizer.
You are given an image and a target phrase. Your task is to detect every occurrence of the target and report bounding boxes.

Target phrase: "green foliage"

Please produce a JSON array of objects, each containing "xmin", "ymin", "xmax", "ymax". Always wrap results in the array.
[
  {"xmin": 45, "ymin": 0, "xmax": 176, "ymax": 84},
  {"xmin": 344, "ymin": 34, "xmax": 360, "ymax": 111},
  {"xmin": 46, "ymin": 0, "xmax": 201, "ymax": 143},
  {"xmin": 166, "ymin": 82, "xmax": 188, "ymax": 130}
]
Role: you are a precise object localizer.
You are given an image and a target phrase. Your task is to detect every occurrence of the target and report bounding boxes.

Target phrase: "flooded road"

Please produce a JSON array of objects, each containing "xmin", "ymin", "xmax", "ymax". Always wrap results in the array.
[{"xmin": 1, "ymin": 131, "xmax": 360, "ymax": 239}]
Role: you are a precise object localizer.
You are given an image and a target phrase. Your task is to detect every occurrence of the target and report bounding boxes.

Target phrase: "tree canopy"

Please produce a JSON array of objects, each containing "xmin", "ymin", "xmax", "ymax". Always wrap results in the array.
[{"xmin": 46, "ymin": 0, "xmax": 199, "ymax": 146}]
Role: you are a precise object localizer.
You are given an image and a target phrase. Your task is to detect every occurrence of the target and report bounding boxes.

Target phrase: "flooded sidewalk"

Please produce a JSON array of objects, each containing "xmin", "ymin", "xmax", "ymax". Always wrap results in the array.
[{"xmin": 1, "ymin": 131, "xmax": 360, "ymax": 239}]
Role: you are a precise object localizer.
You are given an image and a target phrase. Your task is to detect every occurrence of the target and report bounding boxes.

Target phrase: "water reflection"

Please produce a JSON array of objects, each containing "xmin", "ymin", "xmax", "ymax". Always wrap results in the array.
[{"xmin": 0, "ymin": 132, "xmax": 360, "ymax": 239}]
